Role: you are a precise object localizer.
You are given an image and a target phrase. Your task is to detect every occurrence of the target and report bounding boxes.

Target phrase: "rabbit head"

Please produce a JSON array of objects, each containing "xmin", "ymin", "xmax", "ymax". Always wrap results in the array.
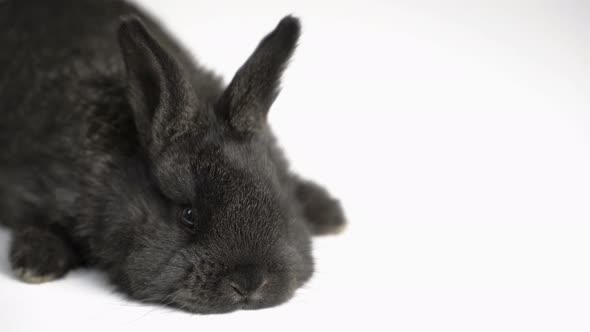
[{"xmin": 103, "ymin": 16, "xmax": 313, "ymax": 313}]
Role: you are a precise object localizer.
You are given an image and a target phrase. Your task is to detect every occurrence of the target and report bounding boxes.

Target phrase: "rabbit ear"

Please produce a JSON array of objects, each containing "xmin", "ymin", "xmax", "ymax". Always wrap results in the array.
[
  {"xmin": 217, "ymin": 16, "xmax": 300, "ymax": 135},
  {"xmin": 118, "ymin": 16, "xmax": 203, "ymax": 156}
]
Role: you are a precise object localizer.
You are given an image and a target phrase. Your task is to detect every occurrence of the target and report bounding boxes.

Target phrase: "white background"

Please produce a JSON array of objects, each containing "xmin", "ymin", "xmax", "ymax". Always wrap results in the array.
[{"xmin": 1, "ymin": 0, "xmax": 590, "ymax": 331}]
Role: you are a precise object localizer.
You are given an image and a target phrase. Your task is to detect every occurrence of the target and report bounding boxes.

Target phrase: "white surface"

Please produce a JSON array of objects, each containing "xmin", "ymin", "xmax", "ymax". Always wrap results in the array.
[{"xmin": 1, "ymin": 0, "xmax": 590, "ymax": 331}]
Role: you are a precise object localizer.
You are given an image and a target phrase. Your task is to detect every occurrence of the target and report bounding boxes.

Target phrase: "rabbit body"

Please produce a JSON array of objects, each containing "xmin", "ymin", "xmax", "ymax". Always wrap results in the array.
[{"xmin": 0, "ymin": 0, "xmax": 345, "ymax": 313}]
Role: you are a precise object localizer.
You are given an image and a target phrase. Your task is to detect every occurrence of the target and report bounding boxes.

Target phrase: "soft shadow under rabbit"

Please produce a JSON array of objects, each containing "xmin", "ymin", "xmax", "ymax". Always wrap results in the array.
[{"xmin": 0, "ymin": 0, "xmax": 345, "ymax": 313}]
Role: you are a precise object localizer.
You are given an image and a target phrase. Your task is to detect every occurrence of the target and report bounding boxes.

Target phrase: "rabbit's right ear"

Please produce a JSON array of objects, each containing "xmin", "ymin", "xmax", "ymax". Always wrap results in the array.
[{"xmin": 118, "ymin": 16, "xmax": 204, "ymax": 156}]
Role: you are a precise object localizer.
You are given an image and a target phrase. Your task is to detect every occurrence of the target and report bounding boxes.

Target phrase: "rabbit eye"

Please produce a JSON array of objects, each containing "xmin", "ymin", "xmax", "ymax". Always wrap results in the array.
[{"xmin": 180, "ymin": 207, "xmax": 195, "ymax": 230}]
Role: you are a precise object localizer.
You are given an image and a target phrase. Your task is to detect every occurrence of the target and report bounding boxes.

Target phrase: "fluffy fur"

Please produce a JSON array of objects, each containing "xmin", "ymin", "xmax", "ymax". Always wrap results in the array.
[{"xmin": 0, "ymin": 0, "xmax": 345, "ymax": 313}]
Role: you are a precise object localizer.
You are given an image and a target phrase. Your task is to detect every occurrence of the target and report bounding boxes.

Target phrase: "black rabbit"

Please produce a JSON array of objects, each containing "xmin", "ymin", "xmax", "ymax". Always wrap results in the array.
[{"xmin": 0, "ymin": 0, "xmax": 345, "ymax": 313}]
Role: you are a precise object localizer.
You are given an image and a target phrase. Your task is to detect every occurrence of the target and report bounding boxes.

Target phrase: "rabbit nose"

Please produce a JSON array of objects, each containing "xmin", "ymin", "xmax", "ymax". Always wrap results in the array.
[{"xmin": 226, "ymin": 265, "xmax": 267, "ymax": 298}]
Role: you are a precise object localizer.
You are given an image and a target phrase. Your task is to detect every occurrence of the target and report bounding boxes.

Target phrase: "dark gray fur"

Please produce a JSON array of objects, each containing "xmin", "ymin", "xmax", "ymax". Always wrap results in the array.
[{"xmin": 0, "ymin": 0, "xmax": 345, "ymax": 313}]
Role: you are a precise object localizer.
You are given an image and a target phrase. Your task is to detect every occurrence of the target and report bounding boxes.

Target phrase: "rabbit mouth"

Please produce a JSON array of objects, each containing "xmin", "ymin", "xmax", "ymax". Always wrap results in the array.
[
  {"xmin": 156, "ymin": 283, "xmax": 296, "ymax": 314},
  {"xmin": 165, "ymin": 296, "xmax": 289, "ymax": 314}
]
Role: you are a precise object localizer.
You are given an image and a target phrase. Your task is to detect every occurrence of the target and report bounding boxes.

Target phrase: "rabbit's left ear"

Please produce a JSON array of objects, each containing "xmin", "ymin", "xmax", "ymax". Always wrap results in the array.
[{"xmin": 217, "ymin": 16, "xmax": 301, "ymax": 135}]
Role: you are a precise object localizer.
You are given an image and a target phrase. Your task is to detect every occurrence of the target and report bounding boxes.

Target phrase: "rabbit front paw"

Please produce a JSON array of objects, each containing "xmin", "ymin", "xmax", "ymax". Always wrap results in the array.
[{"xmin": 10, "ymin": 227, "xmax": 78, "ymax": 283}]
